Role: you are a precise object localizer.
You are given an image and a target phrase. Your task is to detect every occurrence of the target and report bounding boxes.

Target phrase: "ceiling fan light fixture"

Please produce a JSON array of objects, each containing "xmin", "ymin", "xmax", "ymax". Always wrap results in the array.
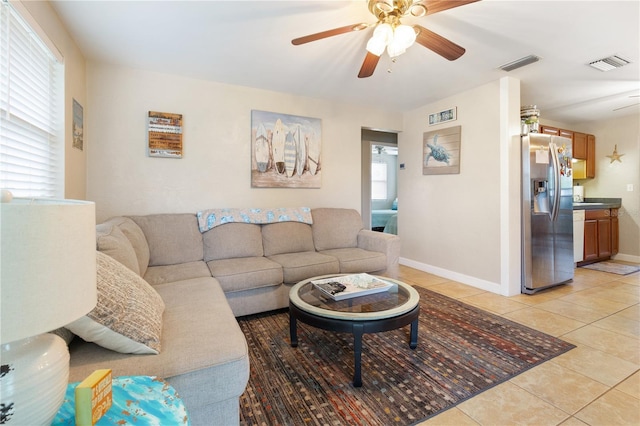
[
  {"xmin": 409, "ymin": 3, "xmax": 427, "ymax": 17},
  {"xmin": 366, "ymin": 35, "xmax": 387, "ymax": 56},
  {"xmin": 373, "ymin": 23, "xmax": 393, "ymax": 42},
  {"xmin": 368, "ymin": 22, "xmax": 416, "ymax": 58},
  {"xmin": 367, "ymin": 23, "xmax": 393, "ymax": 55},
  {"xmin": 373, "ymin": 0, "xmax": 394, "ymax": 14},
  {"xmin": 387, "ymin": 43, "xmax": 406, "ymax": 58},
  {"xmin": 394, "ymin": 24, "xmax": 416, "ymax": 48}
]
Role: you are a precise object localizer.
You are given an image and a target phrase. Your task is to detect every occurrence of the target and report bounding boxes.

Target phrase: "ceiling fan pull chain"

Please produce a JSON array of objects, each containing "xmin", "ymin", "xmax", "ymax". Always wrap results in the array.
[{"xmin": 388, "ymin": 57, "xmax": 398, "ymax": 74}]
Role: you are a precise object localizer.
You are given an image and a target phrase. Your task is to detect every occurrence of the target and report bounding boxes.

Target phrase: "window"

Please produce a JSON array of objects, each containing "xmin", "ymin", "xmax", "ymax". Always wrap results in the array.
[
  {"xmin": 371, "ymin": 162, "xmax": 387, "ymax": 200},
  {"xmin": 1, "ymin": 0, "xmax": 63, "ymax": 198}
]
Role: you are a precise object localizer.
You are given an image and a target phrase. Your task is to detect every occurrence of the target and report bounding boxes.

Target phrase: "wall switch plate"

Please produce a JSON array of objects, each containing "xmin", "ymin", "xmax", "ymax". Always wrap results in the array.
[
  {"xmin": 400, "ymin": 163, "xmax": 405, "ymax": 170},
  {"xmin": 627, "ymin": 184, "xmax": 634, "ymax": 191}
]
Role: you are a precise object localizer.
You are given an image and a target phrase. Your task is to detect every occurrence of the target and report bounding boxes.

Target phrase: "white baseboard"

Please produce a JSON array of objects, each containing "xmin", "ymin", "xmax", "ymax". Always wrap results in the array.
[
  {"xmin": 399, "ymin": 257, "xmax": 503, "ymax": 295},
  {"xmin": 612, "ymin": 253, "xmax": 640, "ymax": 264}
]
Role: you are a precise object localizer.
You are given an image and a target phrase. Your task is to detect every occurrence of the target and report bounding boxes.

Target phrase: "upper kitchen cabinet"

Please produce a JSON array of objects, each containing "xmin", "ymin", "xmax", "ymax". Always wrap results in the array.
[
  {"xmin": 540, "ymin": 126, "xmax": 560, "ymax": 136},
  {"xmin": 586, "ymin": 134, "xmax": 595, "ymax": 178},
  {"xmin": 573, "ymin": 132, "xmax": 587, "ymax": 159},
  {"xmin": 539, "ymin": 125, "xmax": 595, "ymax": 179}
]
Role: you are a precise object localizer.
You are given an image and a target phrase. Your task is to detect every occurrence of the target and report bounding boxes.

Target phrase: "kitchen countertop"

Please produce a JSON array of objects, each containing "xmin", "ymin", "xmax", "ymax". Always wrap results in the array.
[{"xmin": 573, "ymin": 198, "xmax": 622, "ymax": 210}]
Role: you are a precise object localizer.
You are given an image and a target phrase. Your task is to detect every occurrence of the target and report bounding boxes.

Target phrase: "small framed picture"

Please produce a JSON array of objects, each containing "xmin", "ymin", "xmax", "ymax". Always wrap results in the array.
[
  {"xmin": 428, "ymin": 107, "xmax": 457, "ymax": 126},
  {"xmin": 148, "ymin": 111, "xmax": 183, "ymax": 158}
]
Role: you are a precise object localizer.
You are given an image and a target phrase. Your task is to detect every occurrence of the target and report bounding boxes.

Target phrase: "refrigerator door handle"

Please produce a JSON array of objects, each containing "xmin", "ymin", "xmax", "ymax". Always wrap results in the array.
[{"xmin": 549, "ymin": 142, "xmax": 561, "ymax": 222}]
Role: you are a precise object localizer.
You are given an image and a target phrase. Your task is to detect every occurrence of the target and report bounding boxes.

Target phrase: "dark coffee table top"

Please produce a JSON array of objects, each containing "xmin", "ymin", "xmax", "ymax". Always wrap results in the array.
[{"xmin": 289, "ymin": 274, "xmax": 420, "ymax": 321}]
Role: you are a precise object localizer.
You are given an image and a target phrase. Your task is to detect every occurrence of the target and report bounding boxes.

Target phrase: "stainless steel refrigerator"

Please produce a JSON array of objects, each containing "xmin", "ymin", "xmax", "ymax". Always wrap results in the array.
[{"xmin": 522, "ymin": 133, "xmax": 574, "ymax": 294}]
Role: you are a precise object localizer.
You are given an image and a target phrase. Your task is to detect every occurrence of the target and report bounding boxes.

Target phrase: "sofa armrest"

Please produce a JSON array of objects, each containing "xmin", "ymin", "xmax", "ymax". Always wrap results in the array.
[{"xmin": 357, "ymin": 230, "xmax": 400, "ymax": 278}]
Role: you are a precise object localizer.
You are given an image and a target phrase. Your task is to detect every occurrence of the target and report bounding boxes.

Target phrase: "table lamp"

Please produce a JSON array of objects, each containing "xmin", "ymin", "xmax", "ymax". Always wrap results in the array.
[{"xmin": 1, "ymin": 196, "xmax": 97, "ymax": 425}]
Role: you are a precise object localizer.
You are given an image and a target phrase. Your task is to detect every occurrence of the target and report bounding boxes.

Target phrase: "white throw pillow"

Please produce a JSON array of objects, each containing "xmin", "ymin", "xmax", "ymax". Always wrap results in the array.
[{"xmin": 67, "ymin": 251, "xmax": 165, "ymax": 354}]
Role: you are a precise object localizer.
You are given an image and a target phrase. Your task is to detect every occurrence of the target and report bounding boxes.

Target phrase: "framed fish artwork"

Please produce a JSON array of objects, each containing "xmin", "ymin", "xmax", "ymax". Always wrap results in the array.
[
  {"xmin": 251, "ymin": 110, "xmax": 322, "ymax": 188},
  {"xmin": 423, "ymin": 125, "xmax": 461, "ymax": 175}
]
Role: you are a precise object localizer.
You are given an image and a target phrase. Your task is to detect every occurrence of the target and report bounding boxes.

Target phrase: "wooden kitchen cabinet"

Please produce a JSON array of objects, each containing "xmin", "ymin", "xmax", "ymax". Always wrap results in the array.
[
  {"xmin": 573, "ymin": 132, "xmax": 587, "ymax": 159},
  {"xmin": 580, "ymin": 209, "xmax": 618, "ymax": 264},
  {"xmin": 538, "ymin": 125, "xmax": 596, "ymax": 178},
  {"xmin": 586, "ymin": 134, "xmax": 595, "ymax": 178},
  {"xmin": 559, "ymin": 129, "xmax": 573, "ymax": 140},
  {"xmin": 611, "ymin": 209, "xmax": 619, "ymax": 255},
  {"xmin": 540, "ymin": 125, "xmax": 559, "ymax": 135},
  {"xmin": 583, "ymin": 219, "xmax": 598, "ymax": 261},
  {"xmin": 597, "ymin": 216, "xmax": 612, "ymax": 258}
]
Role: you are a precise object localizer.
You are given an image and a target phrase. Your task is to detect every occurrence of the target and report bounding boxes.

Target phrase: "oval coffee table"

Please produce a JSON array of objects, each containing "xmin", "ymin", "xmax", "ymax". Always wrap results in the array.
[{"xmin": 289, "ymin": 274, "xmax": 420, "ymax": 387}]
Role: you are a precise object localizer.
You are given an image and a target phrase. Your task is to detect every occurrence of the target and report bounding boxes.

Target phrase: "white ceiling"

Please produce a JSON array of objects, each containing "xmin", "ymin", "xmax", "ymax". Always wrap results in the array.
[{"xmin": 50, "ymin": 0, "xmax": 640, "ymax": 125}]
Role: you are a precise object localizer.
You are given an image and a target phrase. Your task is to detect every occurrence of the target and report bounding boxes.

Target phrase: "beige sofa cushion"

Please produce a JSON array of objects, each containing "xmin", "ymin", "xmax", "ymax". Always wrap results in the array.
[
  {"xmin": 144, "ymin": 261, "xmax": 212, "ymax": 286},
  {"xmin": 96, "ymin": 222, "xmax": 140, "ymax": 274},
  {"xmin": 207, "ymin": 257, "xmax": 282, "ymax": 293},
  {"xmin": 203, "ymin": 223, "xmax": 263, "ymax": 261},
  {"xmin": 130, "ymin": 214, "xmax": 203, "ymax": 266},
  {"xmin": 312, "ymin": 208, "xmax": 364, "ymax": 250},
  {"xmin": 318, "ymin": 247, "xmax": 387, "ymax": 274},
  {"xmin": 267, "ymin": 252, "xmax": 339, "ymax": 284},
  {"xmin": 67, "ymin": 252, "xmax": 165, "ymax": 354},
  {"xmin": 262, "ymin": 222, "xmax": 315, "ymax": 256}
]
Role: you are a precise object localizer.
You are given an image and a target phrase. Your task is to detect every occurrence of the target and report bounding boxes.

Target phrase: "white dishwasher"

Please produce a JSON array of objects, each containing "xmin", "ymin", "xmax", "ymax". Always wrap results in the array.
[{"xmin": 573, "ymin": 210, "xmax": 585, "ymax": 262}]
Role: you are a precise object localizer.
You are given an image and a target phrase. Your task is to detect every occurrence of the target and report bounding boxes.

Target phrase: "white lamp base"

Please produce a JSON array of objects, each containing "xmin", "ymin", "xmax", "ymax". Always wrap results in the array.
[{"xmin": 1, "ymin": 333, "xmax": 69, "ymax": 425}]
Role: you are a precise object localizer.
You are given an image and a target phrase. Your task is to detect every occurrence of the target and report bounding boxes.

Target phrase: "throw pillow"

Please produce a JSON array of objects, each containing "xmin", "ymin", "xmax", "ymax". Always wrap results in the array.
[
  {"xmin": 96, "ymin": 222, "xmax": 140, "ymax": 275},
  {"xmin": 67, "ymin": 251, "xmax": 165, "ymax": 354}
]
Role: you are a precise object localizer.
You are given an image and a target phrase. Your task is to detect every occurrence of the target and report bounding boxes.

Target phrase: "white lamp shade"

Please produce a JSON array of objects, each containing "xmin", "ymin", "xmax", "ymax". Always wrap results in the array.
[
  {"xmin": 366, "ymin": 35, "xmax": 387, "ymax": 56},
  {"xmin": 387, "ymin": 42, "xmax": 406, "ymax": 58},
  {"xmin": 1, "ymin": 198, "xmax": 97, "ymax": 344},
  {"xmin": 393, "ymin": 25, "xmax": 417, "ymax": 50},
  {"xmin": 373, "ymin": 23, "xmax": 393, "ymax": 43}
]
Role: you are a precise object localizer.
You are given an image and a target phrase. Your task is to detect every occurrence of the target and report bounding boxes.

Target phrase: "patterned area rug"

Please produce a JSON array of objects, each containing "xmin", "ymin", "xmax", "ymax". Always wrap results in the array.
[
  {"xmin": 580, "ymin": 261, "xmax": 640, "ymax": 275},
  {"xmin": 237, "ymin": 286, "xmax": 575, "ymax": 425}
]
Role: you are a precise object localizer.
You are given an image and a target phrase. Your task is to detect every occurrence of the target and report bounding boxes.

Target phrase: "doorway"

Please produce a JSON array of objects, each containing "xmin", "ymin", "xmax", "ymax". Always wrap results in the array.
[{"xmin": 361, "ymin": 129, "xmax": 398, "ymax": 234}]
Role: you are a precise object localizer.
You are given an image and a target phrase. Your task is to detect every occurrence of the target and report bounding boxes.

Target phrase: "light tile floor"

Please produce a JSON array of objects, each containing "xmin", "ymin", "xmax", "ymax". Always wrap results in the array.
[{"xmin": 396, "ymin": 263, "xmax": 640, "ymax": 426}]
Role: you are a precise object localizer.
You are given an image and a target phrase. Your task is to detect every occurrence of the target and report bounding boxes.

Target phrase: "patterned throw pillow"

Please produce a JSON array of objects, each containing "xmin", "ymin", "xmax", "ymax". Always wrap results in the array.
[{"xmin": 67, "ymin": 251, "xmax": 165, "ymax": 354}]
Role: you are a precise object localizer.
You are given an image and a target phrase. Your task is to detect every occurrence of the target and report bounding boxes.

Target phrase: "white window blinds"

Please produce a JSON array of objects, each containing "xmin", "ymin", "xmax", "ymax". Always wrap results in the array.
[
  {"xmin": 1, "ymin": 0, "xmax": 63, "ymax": 198},
  {"xmin": 371, "ymin": 162, "xmax": 388, "ymax": 200}
]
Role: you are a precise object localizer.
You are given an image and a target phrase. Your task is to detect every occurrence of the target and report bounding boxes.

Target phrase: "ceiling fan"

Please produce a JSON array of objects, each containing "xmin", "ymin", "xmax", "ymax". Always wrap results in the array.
[
  {"xmin": 292, "ymin": 0, "xmax": 480, "ymax": 78},
  {"xmin": 613, "ymin": 95, "xmax": 640, "ymax": 111}
]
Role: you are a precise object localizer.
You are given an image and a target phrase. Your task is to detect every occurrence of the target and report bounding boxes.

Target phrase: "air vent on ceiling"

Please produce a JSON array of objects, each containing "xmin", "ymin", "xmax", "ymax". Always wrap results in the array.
[
  {"xmin": 499, "ymin": 55, "xmax": 541, "ymax": 72},
  {"xmin": 588, "ymin": 55, "xmax": 631, "ymax": 72}
]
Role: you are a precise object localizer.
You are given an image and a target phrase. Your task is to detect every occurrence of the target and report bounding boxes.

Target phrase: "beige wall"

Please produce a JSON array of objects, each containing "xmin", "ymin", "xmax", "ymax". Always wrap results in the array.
[
  {"xmin": 86, "ymin": 65, "xmax": 525, "ymax": 295},
  {"xmin": 398, "ymin": 77, "xmax": 522, "ymax": 295},
  {"xmin": 21, "ymin": 0, "xmax": 87, "ymax": 200},
  {"xmin": 85, "ymin": 63, "xmax": 402, "ymax": 222}
]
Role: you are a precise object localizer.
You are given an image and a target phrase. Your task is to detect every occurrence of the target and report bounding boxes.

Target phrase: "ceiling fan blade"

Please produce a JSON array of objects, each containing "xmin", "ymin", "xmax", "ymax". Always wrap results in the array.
[
  {"xmin": 613, "ymin": 103, "xmax": 640, "ymax": 111},
  {"xmin": 423, "ymin": 0, "xmax": 481, "ymax": 16},
  {"xmin": 414, "ymin": 25, "xmax": 465, "ymax": 61},
  {"xmin": 292, "ymin": 23, "xmax": 368, "ymax": 45},
  {"xmin": 358, "ymin": 52, "xmax": 381, "ymax": 78}
]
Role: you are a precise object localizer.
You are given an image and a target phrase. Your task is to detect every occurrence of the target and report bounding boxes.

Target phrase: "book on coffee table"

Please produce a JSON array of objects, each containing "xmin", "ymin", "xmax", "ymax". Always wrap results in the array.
[{"xmin": 312, "ymin": 273, "xmax": 393, "ymax": 301}]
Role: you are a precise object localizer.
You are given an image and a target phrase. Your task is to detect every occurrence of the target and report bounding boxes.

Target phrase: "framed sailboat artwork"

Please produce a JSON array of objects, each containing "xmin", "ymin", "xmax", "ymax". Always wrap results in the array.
[{"xmin": 251, "ymin": 110, "xmax": 322, "ymax": 188}]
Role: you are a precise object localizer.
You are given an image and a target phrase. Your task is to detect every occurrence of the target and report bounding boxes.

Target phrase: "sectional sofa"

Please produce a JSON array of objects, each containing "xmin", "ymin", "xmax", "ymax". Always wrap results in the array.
[{"xmin": 65, "ymin": 207, "xmax": 400, "ymax": 425}]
